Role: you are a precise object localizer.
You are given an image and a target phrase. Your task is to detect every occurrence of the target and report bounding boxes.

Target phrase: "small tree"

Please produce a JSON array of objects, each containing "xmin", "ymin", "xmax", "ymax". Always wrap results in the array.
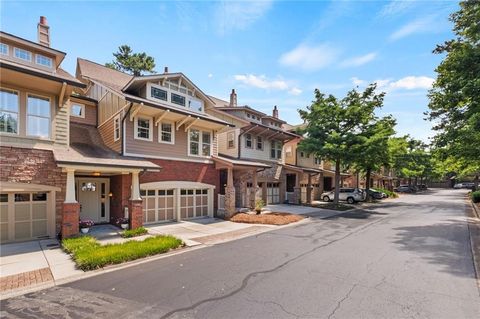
[
  {"xmin": 105, "ymin": 45, "xmax": 156, "ymax": 76},
  {"xmin": 298, "ymin": 84, "xmax": 385, "ymax": 205}
]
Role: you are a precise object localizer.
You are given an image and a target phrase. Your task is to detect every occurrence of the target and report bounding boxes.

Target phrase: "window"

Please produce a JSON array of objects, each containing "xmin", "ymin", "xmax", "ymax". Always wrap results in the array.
[
  {"xmin": 35, "ymin": 54, "xmax": 52, "ymax": 68},
  {"xmin": 314, "ymin": 157, "xmax": 321, "ymax": 165},
  {"xmin": 245, "ymin": 133, "xmax": 252, "ymax": 148},
  {"xmin": 27, "ymin": 94, "xmax": 50, "ymax": 138},
  {"xmin": 270, "ymin": 140, "xmax": 282, "ymax": 159},
  {"xmin": 188, "ymin": 98, "xmax": 203, "ymax": 112},
  {"xmin": 71, "ymin": 103, "xmax": 85, "ymax": 118},
  {"xmin": 0, "ymin": 43, "xmax": 8, "ymax": 55},
  {"xmin": 159, "ymin": 122, "xmax": 174, "ymax": 144},
  {"xmin": 134, "ymin": 116, "xmax": 152, "ymax": 141},
  {"xmin": 247, "ymin": 113, "xmax": 251, "ymax": 118},
  {"xmin": 114, "ymin": 115, "xmax": 121, "ymax": 141},
  {"xmin": 227, "ymin": 132, "xmax": 235, "ymax": 149},
  {"xmin": 256, "ymin": 136, "xmax": 263, "ymax": 150},
  {"xmin": 0, "ymin": 88, "xmax": 19, "ymax": 134},
  {"xmin": 14, "ymin": 47, "xmax": 32, "ymax": 61},
  {"xmin": 189, "ymin": 129, "xmax": 211, "ymax": 156},
  {"xmin": 151, "ymin": 86, "xmax": 167, "ymax": 101},
  {"xmin": 171, "ymin": 93, "xmax": 186, "ymax": 106},
  {"xmin": 300, "ymin": 151, "xmax": 304, "ymax": 158}
]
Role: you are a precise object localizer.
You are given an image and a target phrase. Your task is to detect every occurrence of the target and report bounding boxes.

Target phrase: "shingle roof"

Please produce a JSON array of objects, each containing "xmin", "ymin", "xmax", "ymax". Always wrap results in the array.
[
  {"xmin": 53, "ymin": 123, "xmax": 160, "ymax": 170},
  {"xmin": 77, "ymin": 58, "xmax": 133, "ymax": 91}
]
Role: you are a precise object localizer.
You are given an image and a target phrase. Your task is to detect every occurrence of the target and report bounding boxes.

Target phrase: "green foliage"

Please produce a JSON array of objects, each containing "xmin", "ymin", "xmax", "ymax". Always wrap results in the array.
[
  {"xmin": 122, "ymin": 226, "xmax": 148, "ymax": 238},
  {"xmin": 298, "ymin": 84, "xmax": 386, "ymax": 204},
  {"xmin": 374, "ymin": 188, "xmax": 398, "ymax": 198},
  {"xmin": 106, "ymin": 45, "xmax": 156, "ymax": 76},
  {"xmin": 62, "ymin": 235, "xmax": 183, "ymax": 271},
  {"xmin": 255, "ymin": 199, "xmax": 265, "ymax": 210},
  {"xmin": 427, "ymin": 1, "xmax": 480, "ymax": 179},
  {"xmin": 472, "ymin": 191, "xmax": 480, "ymax": 203}
]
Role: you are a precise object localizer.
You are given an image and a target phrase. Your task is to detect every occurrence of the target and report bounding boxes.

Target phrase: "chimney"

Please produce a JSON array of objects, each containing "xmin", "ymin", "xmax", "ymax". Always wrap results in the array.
[
  {"xmin": 164, "ymin": 66, "xmax": 169, "ymax": 73},
  {"xmin": 273, "ymin": 105, "xmax": 279, "ymax": 118},
  {"xmin": 37, "ymin": 16, "xmax": 50, "ymax": 47},
  {"xmin": 229, "ymin": 89, "xmax": 237, "ymax": 107}
]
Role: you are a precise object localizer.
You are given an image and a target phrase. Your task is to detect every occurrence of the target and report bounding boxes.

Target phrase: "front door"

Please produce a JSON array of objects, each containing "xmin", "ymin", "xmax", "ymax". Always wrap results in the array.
[{"xmin": 77, "ymin": 178, "xmax": 110, "ymax": 223}]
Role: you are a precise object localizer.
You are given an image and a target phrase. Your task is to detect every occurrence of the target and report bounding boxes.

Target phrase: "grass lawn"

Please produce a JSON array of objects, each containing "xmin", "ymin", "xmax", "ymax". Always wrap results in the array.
[
  {"xmin": 62, "ymin": 235, "xmax": 183, "ymax": 271},
  {"xmin": 230, "ymin": 212, "xmax": 304, "ymax": 225},
  {"xmin": 122, "ymin": 226, "xmax": 148, "ymax": 238}
]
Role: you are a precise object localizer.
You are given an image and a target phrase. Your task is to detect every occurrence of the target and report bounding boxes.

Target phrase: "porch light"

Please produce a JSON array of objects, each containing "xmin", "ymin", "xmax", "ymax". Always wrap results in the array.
[
  {"xmin": 108, "ymin": 192, "xmax": 113, "ymax": 197},
  {"xmin": 92, "ymin": 172, "xmax": 101, "ymax": 176}
]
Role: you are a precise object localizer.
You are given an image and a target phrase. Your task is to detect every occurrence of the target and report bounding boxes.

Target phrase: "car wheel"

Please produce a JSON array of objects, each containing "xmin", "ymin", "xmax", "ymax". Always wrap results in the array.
[
  {"xmin": 323, "ymin": 196, "xmax": 330, "ymax": 202},
  {"xmin": 347, "ymin": 197, "xmax": 355, "ymax": 204}
]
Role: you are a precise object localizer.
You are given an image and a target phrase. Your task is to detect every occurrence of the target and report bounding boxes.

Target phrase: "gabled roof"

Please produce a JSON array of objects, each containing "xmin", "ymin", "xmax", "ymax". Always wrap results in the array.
[{"xmin": 76, "ymin": 58, "xmax": 133, "ymax": 91}]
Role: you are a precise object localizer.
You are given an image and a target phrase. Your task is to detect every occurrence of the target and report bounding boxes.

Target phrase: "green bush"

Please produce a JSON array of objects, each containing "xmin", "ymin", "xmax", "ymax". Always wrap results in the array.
[
  {"xmin": 122, "ymin": 226, "xmax": 148, "ymax": 238},
  {"xmin": 472, "ymin": 191, "xmax": 480, "ymax": 203},
  {"xmin": 62, "ymin": 235, "xmax": 183, "ymax": 271},
  {"xmin": 375, "ymin": 188, "xmax": 398, "ymax": 198}
]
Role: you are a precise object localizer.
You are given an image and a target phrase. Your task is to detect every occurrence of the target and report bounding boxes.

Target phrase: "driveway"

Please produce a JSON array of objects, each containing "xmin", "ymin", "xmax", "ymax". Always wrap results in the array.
[{"xmin": 2, "ymin": 188, "xmax": 479, "ymax": 318}]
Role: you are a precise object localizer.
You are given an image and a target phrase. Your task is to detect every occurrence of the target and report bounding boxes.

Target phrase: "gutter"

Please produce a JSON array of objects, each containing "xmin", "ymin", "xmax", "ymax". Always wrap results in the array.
[{"xmin": 121, "ymin": 102, "xmax": 134, "ymax": 156}]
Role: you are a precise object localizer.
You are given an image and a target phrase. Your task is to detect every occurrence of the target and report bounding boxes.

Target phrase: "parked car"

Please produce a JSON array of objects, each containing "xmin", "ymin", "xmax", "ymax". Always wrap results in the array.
[
  {"xmin": 394, "ymin": 185, "xmax": 415, "ymax": 193},
  {"xmin": 322, "ymin": 188, "xmax": 366, "ymax": 204},
  {"xmin": 417, "ymin": 184, "xmax": 428, "ymax": 190},
  {"xmin": 369, "ymin": 188, "xmax": 388, "ymax": 199},
  {"xmin": 454, "ymin": 182, "xmax": 475, "ymax": 189}
]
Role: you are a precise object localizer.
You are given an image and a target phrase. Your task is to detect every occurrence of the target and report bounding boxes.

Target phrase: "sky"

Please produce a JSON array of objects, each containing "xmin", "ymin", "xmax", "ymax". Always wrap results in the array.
[{"xmin": 1, "ymin": 0, "xmax": 459, "ymax": 142}]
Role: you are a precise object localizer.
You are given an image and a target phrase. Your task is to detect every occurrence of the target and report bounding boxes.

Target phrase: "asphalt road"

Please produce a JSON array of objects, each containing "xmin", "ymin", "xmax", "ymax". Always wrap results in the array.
[{"xmin": 2, "ymin": 189, "xmax": 479, "ymax": 319}]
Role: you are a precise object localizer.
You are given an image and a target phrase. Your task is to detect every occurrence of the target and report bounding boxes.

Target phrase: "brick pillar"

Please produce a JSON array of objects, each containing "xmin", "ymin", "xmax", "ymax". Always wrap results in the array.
[
  {"xmin": 306, "ymin": 174, "xmax": 313, "ymax": 204},
  {"xmin": 128, "ymin": 199, "xmax": 143, "ymax": 229},
  {"xmin": 250, "ymin": 169, "xmax": 257, "ymax": 208},
  {"xmin": 62, "ymin": 203, "xmax": 80, "ymax": 238},
  {"xmin": 293, "ymin": 187, "xmax": 301, "ymax": 205},
  {"xmin": 224, "ymin": 168, "xmax": 236, "ymax": 218}
]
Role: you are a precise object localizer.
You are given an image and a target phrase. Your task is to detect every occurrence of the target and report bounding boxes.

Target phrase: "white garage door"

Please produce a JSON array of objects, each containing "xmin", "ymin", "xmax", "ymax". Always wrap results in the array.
[
  {"xmin": 141, "ymin": 189, "xmax": 176, "ymax": 224},
  {"xmin": 0, "ymin": 192, "xmax": 50, "ymax": 243},
  {"xmin": 180, "ymin": 189, "xmax": 209, "ymax": 219},
  {"xmin": 267, "ymin": 183, "xmax": 280, "ymax": 204}
]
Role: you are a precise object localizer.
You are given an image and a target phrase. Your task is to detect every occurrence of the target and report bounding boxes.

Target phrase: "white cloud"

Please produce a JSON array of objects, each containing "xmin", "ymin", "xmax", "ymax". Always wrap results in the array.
[
  {"xmin": 279, "ymin": 43, "xmax": 340, "ymax": 71},
  {"xmin": 208, "ymin": 73, "xmax": 213, "ymax": 78},
  {"xmin": 351, "ymin": 76, "xmax": 434, "ymax": 91},
  {"xmin": 288, "ymin": 87, "xmax": 303, "ymax": 96},
  {"xmin": 379, "ymin": 0, "xmax": 417, "ymax": 18},
  {"xmin": 340, "ymin": 52, "xmax": 377, "ymax": 68},
  {"xmin": 233, "ymin": 74, "xmax": 303, "ymax": 96},
  {"xmin": 214, "ymin": 0, "xmax": 273, "ymax": 35},
  {"xmin": 389, "ymin": 15, "xmax": 437, "ymax": 41}
]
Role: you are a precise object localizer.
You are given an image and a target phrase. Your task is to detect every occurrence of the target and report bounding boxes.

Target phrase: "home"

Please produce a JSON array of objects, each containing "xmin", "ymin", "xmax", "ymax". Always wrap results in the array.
[{"xmin": 206, "ymin": 90, "xmax": 305, "ymax": 216}]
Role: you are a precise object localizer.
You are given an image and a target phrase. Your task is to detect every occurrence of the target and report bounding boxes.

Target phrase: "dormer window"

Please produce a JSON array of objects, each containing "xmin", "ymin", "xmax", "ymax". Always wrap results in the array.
[
  {"xmin": 35, "ymin": 54, "xmax": 52, "ymax": 68},
  {"xmin": 0, "ymin": 43, "xmax": 8, "ymax": 55},
  {"xmin": 14, "ymin": 48, "xmax": 32, "ymax": 61},
  {"xmin": 171, "ymin": 93, "xmax": 185, "ymax": 106},
  {"xmin": 151, "ymin": 86, "xmax": 167, "ymax": 101}
]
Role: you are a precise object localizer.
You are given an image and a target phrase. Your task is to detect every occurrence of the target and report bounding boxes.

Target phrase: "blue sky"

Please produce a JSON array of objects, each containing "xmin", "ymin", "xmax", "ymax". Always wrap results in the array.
[{"xmin": 1, "ymin": 0, "xmax": 458, "ymax": 142}]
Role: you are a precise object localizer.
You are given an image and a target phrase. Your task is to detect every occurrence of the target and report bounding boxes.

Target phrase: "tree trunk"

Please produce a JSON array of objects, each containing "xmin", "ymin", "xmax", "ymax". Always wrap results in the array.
[
  {"xmin": 356, "ymin": 171, "xmax": 360, "ymax": 188},
  {"xmin": 334, "ymin": 160, "xmax": 341, "ymax": 205},
  {"xmin": 474, "ymin": 174, "xmax": 479, "ymax": 191},
  {"xmin": 366, "ymin": 168, "xmax": 371, "ymax": 202}
]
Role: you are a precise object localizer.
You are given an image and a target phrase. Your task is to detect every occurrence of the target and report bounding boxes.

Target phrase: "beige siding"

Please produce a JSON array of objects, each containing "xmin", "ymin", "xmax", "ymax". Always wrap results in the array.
[
  {"xmin": 284, "ymin": 141, "xmax": 297, "ymax": 165},
  {"xmin": 125, "ymin": 117, "xmax": 213, "ymax": 161},
  {"xmin": 241, "ymin": 134, "xmax": 279, "ymax": 162},
  {"xmin": 54, "ymin": 99, "xmax": 68, "ymax": 145},
  {"xmin": 217, "ymin": 128, "xmax": 239, "ymax": 158},
  {"xmin": 98, "ymin": 114, "xmax": 121, "ymax": 153},
  {"xmin": 87, "ymin": 83, "xmax": 125, "ymax": 125},
  {"xmin": 0, "ymin": 38, "xmax": 59, "ymax": 72}
]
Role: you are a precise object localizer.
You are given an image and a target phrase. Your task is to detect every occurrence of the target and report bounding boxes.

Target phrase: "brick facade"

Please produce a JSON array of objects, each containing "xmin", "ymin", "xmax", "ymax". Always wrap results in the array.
[
  {"xmin": 109, "ymin": 174, "xmax": 131, "ymax": 223},
  {"xmin": 0, "ymin": 146, "xmax": 66, "ymax": 235}
]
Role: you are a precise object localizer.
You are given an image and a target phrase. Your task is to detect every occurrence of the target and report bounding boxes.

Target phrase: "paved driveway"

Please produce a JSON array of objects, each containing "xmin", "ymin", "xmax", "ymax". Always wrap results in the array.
[{"xmin": 2, "ymin": 189, "xmax": 479, "ymax": 318}]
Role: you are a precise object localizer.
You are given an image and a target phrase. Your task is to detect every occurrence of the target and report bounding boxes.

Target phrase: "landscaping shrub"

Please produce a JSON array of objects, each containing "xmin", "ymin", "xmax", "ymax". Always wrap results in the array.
[
  {"xmin": 122, "ymin": 226, "xmax": 148, "ymax": 238},
  {"xmin": 375, "ymin": 188, "xmax": 398, "ymax": 198},
  {"xmin": 62, "ymin": 235, "xmax": 183, "ymax": 271},
  {"xmin": 472, "ymin": 191, "xmax": 480, "ymax": 203}
]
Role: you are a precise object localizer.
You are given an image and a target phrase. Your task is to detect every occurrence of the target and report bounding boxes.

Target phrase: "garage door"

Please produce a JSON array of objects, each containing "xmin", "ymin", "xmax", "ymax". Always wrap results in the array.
[
  {"xmin": 180, "ymin": 189, "xmax": 209, "ymax": 219},
  {"xmin": 0, "ymin": 192, "xmax": 50, "ymax": 243},
  {"xmin": 141, "ymin": 189, "xmax": 175, "ymax": 224},
  {"xmin": 267, "ymin": 183, "xmax": 280, "ymax": 204}
]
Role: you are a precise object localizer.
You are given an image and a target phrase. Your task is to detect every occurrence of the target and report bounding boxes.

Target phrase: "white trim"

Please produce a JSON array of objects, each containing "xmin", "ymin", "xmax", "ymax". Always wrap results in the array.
[
  {"xmin": 158, "ymin": 121, "xmax": 175, "ymax": 144},
  {"xmin": 133, "ymin": 115, "xmax": 153, "ymax": 141},
  {"xmin": 113, "ymin": 114, "xmax": 121, "ymax": 142},
  {"xmin": 70, "ymin": 102, "xmax": 85, "ymax": 118},
  {"xmin": 0, "ymin": 181, "xmax": 61, "ymax": 192},
  {"xmin": 140, "ymin": 181, "xmax": 215, "ymax": 190},
  {"xmin": 26, "ymin": 92, "xmax": 52, "ymax": 139},
  {"xmin": 14, "ymin": 47, "xmax": 32, "ymax": 62},
  {"xmin": 245, "ymin": 133, "xmax": 253, "ymax": 149},
  {"xmin": 35, "ymin": 54, "xmax": 53, "ymax": 68},
  {"xmin": 123, "ymin": 151, "xmax": 214, "ymax": 164},
  {"xmin": 58, "ymin": 164, "xmax": 142, "ymax": 174},
  {"xmin": 147, "ymin": 82, "xmax": 168, "ymax": 103},
  {"xmin": 0, "ymin": 87, "xmax": 20, "ymax": 136},
  {"xmin": 188, "ymin": 128, "xmax": 212, "ymax": 157}
]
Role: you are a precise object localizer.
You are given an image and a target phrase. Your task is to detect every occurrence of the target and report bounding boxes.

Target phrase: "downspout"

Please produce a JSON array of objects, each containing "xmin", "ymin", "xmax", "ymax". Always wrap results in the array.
[
  {"xmin": 238, "ymin": 129, "xmax": 245, "ymax": 159},
  {"xmin": 121, "ymin": 102, "xmax": 134, "ymax": 156}
]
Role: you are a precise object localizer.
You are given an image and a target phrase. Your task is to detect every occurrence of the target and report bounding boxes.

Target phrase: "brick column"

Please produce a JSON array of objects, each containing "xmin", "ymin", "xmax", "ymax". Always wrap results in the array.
[
  {"xmin": 62, "ymin": 203, "xmax": 80, "ymax": 238},
  {"xmin": 306, "ymin": 174, "xmax": 313, "ymax": 204},
  {"xmin": 250, "ymin": 169, "xmax": 257, "ymax": 208},
  {"xmin": 223, "ymin": 168, "xmax": 236, "ymax": 218},
  {"xmin": 128, "ymin": 199, "xmax": 143, "ymax": 229}
]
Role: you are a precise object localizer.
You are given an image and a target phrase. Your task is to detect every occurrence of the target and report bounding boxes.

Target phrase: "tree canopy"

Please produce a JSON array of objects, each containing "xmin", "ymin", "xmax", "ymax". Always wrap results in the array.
[
  {"xmin": 105, "ymin": 45, "xmax": 156, "ymax": 76},
  {"xmin": 427, "ymin": 0, "xmax": 480, "ymax": 184}
]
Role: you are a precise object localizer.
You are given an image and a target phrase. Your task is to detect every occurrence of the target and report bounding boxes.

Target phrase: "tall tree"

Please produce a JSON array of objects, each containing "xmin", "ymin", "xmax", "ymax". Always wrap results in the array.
[
  {"xmin": 354, "ymin": 116, "xmax": 396, "ymax": 201},
  {"xmin": 298, "ymin": 84, "xmax": 385, "ymax": 204},
  {"xmin": 105, "ymin": 45, "xmax": 156, "ymax": 76},
  {"xmin": 427, "ymin": 0, "xmax": 480, "ymax": 189}
]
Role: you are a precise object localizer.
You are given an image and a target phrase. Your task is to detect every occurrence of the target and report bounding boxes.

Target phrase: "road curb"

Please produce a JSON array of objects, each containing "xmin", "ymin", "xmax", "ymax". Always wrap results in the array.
[
  {"xmin": 466, "ymin": 201, "xmax": 480, "ymax": 292},
  {"xmin": 471, "ymin": 200, "xmax": 480, "ymax": 219}
]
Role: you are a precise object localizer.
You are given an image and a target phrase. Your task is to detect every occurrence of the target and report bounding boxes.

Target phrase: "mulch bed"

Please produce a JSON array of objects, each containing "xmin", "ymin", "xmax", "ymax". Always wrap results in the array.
[{"xmin": 230, "ymin": 212, "xmax": 304, "ymax": 225}]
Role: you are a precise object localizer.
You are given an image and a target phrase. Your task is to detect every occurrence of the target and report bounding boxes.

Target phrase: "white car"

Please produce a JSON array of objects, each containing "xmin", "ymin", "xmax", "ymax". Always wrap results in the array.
[
  {"xmin": 454, "ymin": 182, "xmax": 474, "ymax": 189},
  {"xmin": 321, "ymin": 188, "xmax": 366, "ymax": 204}
]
